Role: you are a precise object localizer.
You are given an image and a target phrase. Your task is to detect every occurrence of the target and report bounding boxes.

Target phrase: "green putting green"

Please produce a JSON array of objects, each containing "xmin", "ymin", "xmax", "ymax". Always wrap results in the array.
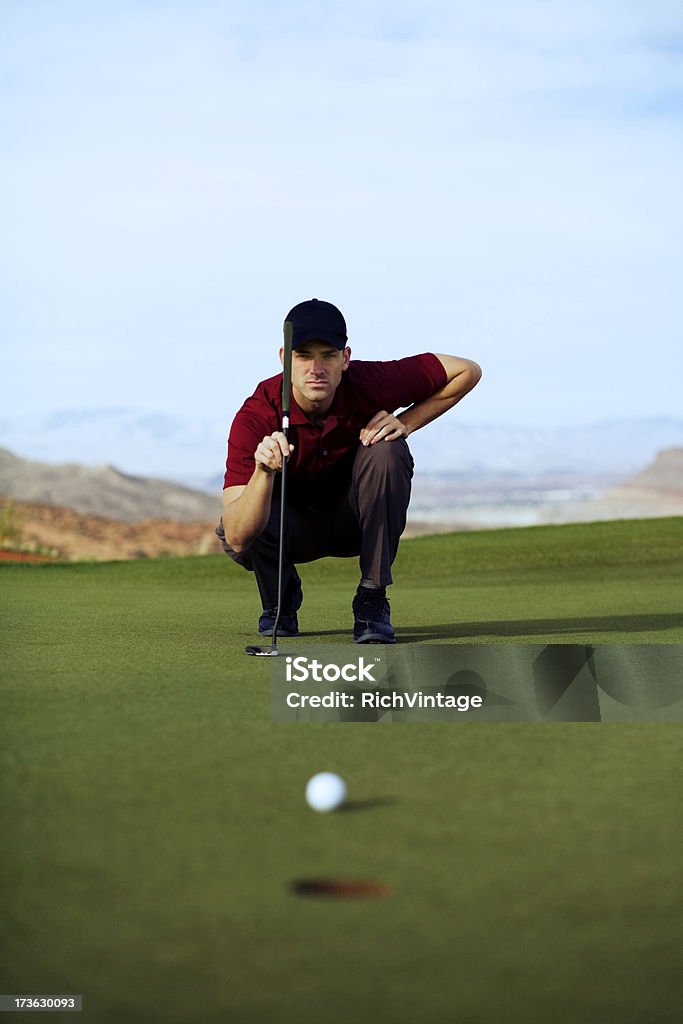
[{"xmin": 1, "ymin": 517, "xmax": 682, "ymax": 1023}]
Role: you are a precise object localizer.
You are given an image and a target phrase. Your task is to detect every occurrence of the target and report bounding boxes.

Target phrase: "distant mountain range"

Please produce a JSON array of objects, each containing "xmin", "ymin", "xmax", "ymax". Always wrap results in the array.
[
  {"xmin": 1, "ymin": 408, "xmax": 683, "ymax": 491},
  {"xmin": 1, "ymin": 444, "xmax": 680, "ymax": 539},
  {"xmin": 409, "ymin": 449, "xmax": 683, "ymax": 529}
]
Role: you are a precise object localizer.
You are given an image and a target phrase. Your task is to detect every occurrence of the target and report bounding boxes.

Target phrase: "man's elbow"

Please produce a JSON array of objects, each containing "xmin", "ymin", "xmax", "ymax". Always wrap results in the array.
[
  {"xmin": 221, "ymin": 517, "xmax": 247, "ymax": 554},
  {"xmin": 467, "ymin": 360, "xmax": 483, "ymax": 387},
  {"xmin": 226, "ymin": 534, "xmax": 254, "ymax": 556},
  {"xmin": 455, "ymin": 360, "xmax": 482, "ymax": 393},
  {"xmin": 223, "ymin": 518, "xmax": 263, "ymax": 554},
  {"xmin": 438, "ymin": 354, "xmax": 482, "ymax": 391}
]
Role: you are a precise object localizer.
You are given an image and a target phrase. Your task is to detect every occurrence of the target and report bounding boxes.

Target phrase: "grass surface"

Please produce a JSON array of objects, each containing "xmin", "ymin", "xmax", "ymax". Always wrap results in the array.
[{"xmin": 1, "ymin": 518, "xmax": 682, "ymax": 1023}]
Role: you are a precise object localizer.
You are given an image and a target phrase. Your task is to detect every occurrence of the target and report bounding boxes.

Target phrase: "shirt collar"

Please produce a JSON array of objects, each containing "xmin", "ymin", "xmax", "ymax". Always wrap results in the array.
[{"xmin": 288, "ymin": 372, "xmax": 359, "ymax": 426}]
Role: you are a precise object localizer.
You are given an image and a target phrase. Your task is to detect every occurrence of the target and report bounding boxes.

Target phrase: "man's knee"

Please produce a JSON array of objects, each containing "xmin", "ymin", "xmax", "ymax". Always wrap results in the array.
[{"xmin": 355, "ymin": 437, "xmax": 414, "ymax": 475}]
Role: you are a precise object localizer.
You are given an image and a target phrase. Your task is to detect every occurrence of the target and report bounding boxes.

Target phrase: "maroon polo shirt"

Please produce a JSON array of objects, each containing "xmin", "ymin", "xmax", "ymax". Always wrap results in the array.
[{"xmin": 223, "ymin": 353, "xmax": 447, "ymax": 503}]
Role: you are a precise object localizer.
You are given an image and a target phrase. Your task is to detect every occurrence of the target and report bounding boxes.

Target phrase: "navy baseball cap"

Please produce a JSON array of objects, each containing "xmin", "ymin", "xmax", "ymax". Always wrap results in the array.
[{"xmin": 285, "ymin": 298, "xmax": 348, "ymax": 350}]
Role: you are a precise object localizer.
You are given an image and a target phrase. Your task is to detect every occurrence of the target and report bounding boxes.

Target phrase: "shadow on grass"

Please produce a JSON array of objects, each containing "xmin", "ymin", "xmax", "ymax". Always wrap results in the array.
[
  {"xmin": 397, "ymin": 612, "xmax": 683, "ymax": 642},
  {"xmin": 304, "ymin": 612, "xmax": 682, "ymax": 642},
  {"xmin": 338, "ymin": 797, "xmax": 398, "ymax": 813}
]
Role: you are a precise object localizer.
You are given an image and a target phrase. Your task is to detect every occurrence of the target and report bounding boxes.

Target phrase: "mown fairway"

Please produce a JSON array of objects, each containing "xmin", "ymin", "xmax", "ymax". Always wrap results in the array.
[{"xmin": 1, "ymin": 518, "xmax": 682, "ymax": 1023}]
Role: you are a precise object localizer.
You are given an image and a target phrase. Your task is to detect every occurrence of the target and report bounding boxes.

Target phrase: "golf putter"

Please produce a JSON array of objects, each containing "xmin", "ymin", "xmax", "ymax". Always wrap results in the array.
[{"xmin": 245, "ymin": 319, "xmax": 293, "ymax": 656}]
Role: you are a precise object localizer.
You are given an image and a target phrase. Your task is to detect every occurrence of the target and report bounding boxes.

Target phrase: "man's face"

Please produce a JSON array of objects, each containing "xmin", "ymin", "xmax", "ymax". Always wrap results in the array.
[{"xmin": 281, "ymin": 339, "xmax": 351, "ymax": 414}]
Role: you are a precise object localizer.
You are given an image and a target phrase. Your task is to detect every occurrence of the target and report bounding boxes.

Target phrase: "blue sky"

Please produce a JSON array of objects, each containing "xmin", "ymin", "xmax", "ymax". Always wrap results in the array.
[{"xmin": 2, "ymin": 0, "xmax": 682, "ymax": 430}]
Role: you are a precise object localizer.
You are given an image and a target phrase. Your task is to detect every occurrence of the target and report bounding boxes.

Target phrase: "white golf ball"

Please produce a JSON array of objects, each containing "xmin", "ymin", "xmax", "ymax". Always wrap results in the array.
[{"xmin": 305, "ymin": 772, "xmax": 347, "ymax": 813}]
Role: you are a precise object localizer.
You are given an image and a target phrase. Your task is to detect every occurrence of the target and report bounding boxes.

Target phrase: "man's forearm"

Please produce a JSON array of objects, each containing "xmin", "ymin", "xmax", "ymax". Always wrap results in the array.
[
  {"xmin": 222, "ymin": 468, "xmax": 275, "ymax": 553},
  {"xmin": 398, "ymin": 361, "xmax": 481, "ymax": 435}
]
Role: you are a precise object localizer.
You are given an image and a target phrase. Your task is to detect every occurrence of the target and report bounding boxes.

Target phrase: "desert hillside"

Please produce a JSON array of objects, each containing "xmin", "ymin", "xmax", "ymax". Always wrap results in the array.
[
  {"xmin": 541, "ymin": 448, "xmax": 683, "ymax": 524},
  {"xmin": 608, "ymin": 448, "xmax": 683, "ymax": 497},
  {"xmin": 0, "ymin": 447, "xmax": 220, "ymax": 522},
  {"xmin": 0, "ymin": 498, "xmax": 223, "ymax": 561},
  {"xmin": 2, "ymin": 447, "xmax": 680, "ymax": 561}
]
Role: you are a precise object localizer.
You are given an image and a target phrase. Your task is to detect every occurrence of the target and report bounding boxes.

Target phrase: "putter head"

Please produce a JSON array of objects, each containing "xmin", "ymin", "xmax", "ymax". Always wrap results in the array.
[{"xmin": 245, "ymin": 645, "xmax": 281, "ymax": 657}]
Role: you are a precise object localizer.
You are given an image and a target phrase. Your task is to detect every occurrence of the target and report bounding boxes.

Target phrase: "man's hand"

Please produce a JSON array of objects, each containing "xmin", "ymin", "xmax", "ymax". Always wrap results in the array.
[
  {"xmin": 255, "ymin": 431, "xmax": 295, "ymax": 473},
  {"xmin": 360, "ymin": 411, "xmax": 409, "ymax": 446}
]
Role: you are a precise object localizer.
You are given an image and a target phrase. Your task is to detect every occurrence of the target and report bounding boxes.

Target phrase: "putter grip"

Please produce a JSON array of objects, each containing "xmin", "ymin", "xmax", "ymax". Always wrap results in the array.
[{"xmin": 282, "ymin": 320, "xmax": 293, "ymax": 425}]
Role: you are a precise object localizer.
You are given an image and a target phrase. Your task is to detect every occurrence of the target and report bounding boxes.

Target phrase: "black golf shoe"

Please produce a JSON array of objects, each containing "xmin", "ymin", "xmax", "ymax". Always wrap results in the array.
[
  {"xmin": 258, "ymin": 574, "xmax": 303, "ymax": 637},
  {"xmin": 352, "ymin": 586, "xmax": 396, "ymax": 644}
]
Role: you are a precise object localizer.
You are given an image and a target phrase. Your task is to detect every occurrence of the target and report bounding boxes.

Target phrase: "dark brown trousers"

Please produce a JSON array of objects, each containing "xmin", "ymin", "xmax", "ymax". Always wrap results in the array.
[{"xmin": 216, "ymin": 439, "xmax": 414, "ymax": 608}]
